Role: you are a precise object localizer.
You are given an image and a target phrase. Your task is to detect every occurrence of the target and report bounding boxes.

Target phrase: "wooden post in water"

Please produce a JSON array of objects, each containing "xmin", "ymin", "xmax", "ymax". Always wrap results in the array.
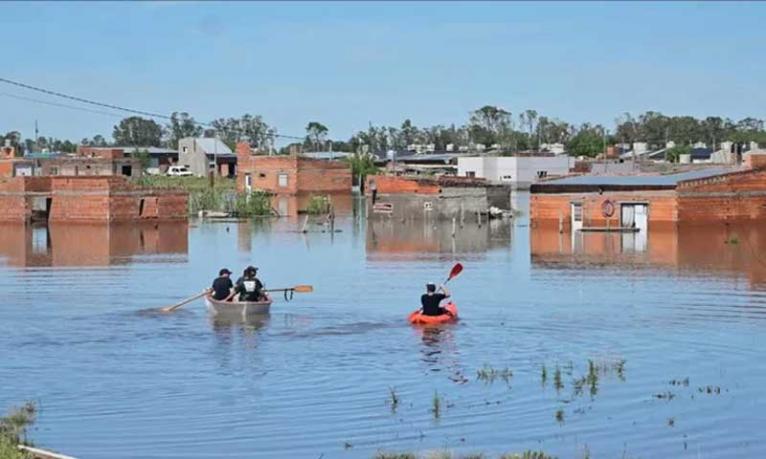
[
  {"xmin": 477, "ymin": 210, "xmax": 482, "ymax": 228},
  {"xmin": 452, "ymin": 217, "xmax": 456, "ymax": 238},
  {"xmin": 460, "ymin": 203, "xmax": 465, "ymax": 228},
  {"xmin": 301, "ymin": 215, "xmax": 309, "ymax": 233}
]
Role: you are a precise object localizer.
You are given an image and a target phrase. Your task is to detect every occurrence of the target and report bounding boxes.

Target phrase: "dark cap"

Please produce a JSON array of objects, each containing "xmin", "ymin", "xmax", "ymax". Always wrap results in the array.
[
  {"xmin": 246, "ymin": 265, "xmax": 258, "ymax": 273},
  {"xmin": 426, "ymin": 283, "xmax": 436, "ymax": 292},
  {"xmin": 219, "ymin": 268, "xmax": 232, "ymax": 276}
]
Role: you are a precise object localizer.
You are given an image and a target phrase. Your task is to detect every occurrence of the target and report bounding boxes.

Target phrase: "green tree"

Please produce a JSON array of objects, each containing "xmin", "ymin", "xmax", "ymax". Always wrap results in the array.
[
  {"xmin": 665, "ymin": 145, "xmax": 691, "ymax": 163},
  {"xmin": 344, "ymin": 150, "xmax": 378, "ymax": 186},
  {"xmin": 113, "ymin": 116, "xmax": 163, "ymax": 147},
  {"xmin": 469, "ymin": 105, "xmax": 512, "ymax": 147},
  {"xmin": 567, "ymin": 125, "xmax": 606, "ymax": 157},
  {"xmin": 305, "ymin": 121, "xmax": 329, "ymax": 151},
  {"xmin": 167, "ymin": 112, "xmax": 202, "ymax": 148}
]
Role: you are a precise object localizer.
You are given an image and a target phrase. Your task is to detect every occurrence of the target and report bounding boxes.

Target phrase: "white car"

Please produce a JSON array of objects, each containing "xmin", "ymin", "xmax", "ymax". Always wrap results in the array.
[{"xmin": 167, "ymin": 166, "xmax": 193, "ymax": 177}]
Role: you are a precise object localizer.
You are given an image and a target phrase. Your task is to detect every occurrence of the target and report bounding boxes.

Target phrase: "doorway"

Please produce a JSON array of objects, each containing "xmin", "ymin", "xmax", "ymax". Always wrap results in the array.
[{"xmin": 620, "ymin": 203, "xmax": 648, "ymax": 252}]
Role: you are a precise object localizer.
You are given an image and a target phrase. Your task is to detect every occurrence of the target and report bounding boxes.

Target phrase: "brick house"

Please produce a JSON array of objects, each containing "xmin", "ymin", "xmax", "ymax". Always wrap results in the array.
[
  {"xmin": 530, "ymin": 152, "xmax": 766, "ymax": 234},
  {"xmin": 236, "ymin": 143, "xmax": 352, "ymax": 195}
]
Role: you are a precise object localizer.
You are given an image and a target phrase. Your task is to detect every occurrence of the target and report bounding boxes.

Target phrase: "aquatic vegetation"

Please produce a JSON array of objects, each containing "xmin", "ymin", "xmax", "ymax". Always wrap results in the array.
[
  {"xmin": 233, "ymin": 191, "xmax": 274, "ymax": 217},
  {"xmin": 555, "ymin": 409, "xmax": 564, "ymax": 425},
  {"xmin": 653, "ymin": 391, "xmax": 676, "ymax": 400},
  {"xmin": 305, "ymin": 195, "xmax": 332, "ymax": 215},
  {"xmin": 667, "ymin": 417, "xmax": 675, "ymax": 427},
  {"xmin": 669, "ymin": 377, "xmax": 689, "ymax": 387},
  {"xmin": 499, "ymin": 451, "xmax": 556, "ymax": 459},
  {"xmin": 388, "ymin": 387, "xmax": 399, "ymax": 413},
  {"xmin": 540, "ymin": 365, "xmax": 547, "ymax": 386},
  {"xmin": 374, "ymin": 453, "xmax": 417, "ymax": 459},
  {"xmin": 698, "ymin": 385, "xmax": 721, "ymax": 395},
  {"xmin": 476, "ymin": 365, "xmax": 513, "ymax": 384},
  {"xmin": 553, "ymin": 365, "xmax": 563, "ymax": 392},
  {"xmin": 0, "ymin": 402, "xmax": 36, "ymax": 459},
  {"xmin": 432, "ymin": 391, "xmax": 441, "ymax": 419},
  {"xmin": 345, "ymin": 441, "xmax": 353, "ymax": 449}
]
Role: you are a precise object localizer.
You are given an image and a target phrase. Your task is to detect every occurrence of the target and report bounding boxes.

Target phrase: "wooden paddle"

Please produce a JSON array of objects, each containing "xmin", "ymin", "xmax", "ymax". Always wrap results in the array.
[
  {"xmin": 264, "ymin": 285, "xmax": 314, "ymax": 293},
  {"xmin": 161, "ymin": 290, "xmax": 209, "ymax": 313}
]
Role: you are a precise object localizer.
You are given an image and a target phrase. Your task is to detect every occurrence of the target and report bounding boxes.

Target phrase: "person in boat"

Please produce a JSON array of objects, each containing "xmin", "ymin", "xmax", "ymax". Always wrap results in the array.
[
  {"xmin": 211, "ymin": 268, "xmax": 235, "ymax": 301},
  {"xmin": 421, "ymin": 283, "xmax": 451, "ymax": 316},
  {"xmin": 234, "ymin": 265, "xmax": 264, "ymax": 302}
]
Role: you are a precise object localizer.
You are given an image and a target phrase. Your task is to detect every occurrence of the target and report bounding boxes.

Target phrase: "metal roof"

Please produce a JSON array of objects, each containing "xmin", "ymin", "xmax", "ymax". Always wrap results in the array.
[
  {"xmin": 192, "ymin": 138, "xmax": 233, "ymax": 155},
  {"xmin": 540, "ymin": 167, "xmax": 737, "ymax": 187}
]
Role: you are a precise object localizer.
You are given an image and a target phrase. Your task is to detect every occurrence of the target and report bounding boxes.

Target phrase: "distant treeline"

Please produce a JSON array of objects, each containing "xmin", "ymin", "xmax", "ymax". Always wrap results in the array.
[{"xmin": 3, "ymin": 107, "xmax": 765, "ymax": 158}]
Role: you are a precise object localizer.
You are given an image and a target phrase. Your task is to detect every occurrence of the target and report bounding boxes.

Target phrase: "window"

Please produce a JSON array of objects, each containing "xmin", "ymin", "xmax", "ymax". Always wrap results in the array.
[
  {"xmin": 501, "ymin": 175, "xmax": 513, "ymax": 181},
  {"xmin": 466, "ymin": 171, "xmax": 476, "ymax": 178},
  {"xmin": 49, "ymin": 167, "xmax": 58, "ymax": 176},
  {"xmin": 278, "ymin": 173, "xmax": 288, "ymax": 187},
  {"xmin": 245, "ymin": 173, "xmax": 252, "ymax": 192},
  {"xmin": 259, "ymin": 173, "xmax": 266, "ymax": 178},
  {"xmin": 537, "ymin": 170, "xmax": 548, "ymax": 179},
  {"xmin": 182, "ymin": 146, "xmax": 188, "ymax": 153},
  {"xmin": 572, "ymin": 203, "xmax": 583, "ymax": 222}
]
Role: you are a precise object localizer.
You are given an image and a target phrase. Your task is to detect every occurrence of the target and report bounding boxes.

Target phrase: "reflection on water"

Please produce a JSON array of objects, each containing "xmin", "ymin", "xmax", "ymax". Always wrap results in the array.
[
  {"xmin": 367, "ymin": 218, "xmax": 511, "ymax": 260},
  {"xmin": 5, "ymin": 202, "xmax": 766, "ymax": 458},
  {"xmin": 531, "ymin": 222, "xmax": 766, "ymax": 288},
  {"xmin": 0, "ymin": 222, "xmax": 188, "ymax": 267},
  {"xmin": 270, "ymin": 192, "xmax": 356, "ymax": 217}
]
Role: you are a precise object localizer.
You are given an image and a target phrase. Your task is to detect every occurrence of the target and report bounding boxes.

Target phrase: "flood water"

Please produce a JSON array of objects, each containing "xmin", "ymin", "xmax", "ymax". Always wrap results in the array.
[{"xmin": 2, "ymin": 193, "xmax": 766, "ymax": 458}]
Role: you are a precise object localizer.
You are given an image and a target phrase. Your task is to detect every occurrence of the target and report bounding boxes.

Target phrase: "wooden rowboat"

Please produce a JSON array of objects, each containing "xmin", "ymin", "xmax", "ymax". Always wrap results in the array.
[{"xmin": 204, "ymin": 293, "xmax": 272, "ymax": 318}]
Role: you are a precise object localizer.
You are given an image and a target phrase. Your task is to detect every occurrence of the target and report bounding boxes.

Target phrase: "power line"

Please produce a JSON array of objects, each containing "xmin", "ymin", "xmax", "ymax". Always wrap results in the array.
[
  {"xmin": 0, "ymin": 91, "xmax": 127, "ymax": 119},
  {"xmin": 0, "ymin": 76, "xmax": 305, "ymax": 140}
]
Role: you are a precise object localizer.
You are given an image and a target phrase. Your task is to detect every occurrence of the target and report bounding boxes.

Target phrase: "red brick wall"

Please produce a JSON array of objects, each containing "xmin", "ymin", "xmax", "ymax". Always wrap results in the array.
[
  {"xmin": 295, "ymin": 158, "xmax": 351, "ymax": 193},
  {"xmin": 745, "ymin": 153, "xmax": 766, "ymax": 170},
  {"xmin": 366, "ymin": 175, "xmax": 441, "ymax": 195},
  {"xmin": 76, "ymin": 147, "xmax": 125, "ymax": 159},
  {"xmin": 530, "ymin": 191, "xmax": 678, "ymax": 229},
  {"xmin": 677, "ymin": 169, "xmax": 766, "ymax": 222},
  {"xmin": 236, "ymin": 147, "xmax": 351, "ymax": 195},
  {"xmin": 0, "ymin": 146, "xmax": 16, "ymax": 159}
]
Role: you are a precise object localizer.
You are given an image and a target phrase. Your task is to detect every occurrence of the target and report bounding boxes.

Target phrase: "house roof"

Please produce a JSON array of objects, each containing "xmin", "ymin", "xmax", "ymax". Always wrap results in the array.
[
  {"xmin": 531, "ymin": 167, "xmax": 738, "ymax": 193},
  {"xmin": 190, "ymin": 138, "xmax": 234, "ymax": 156}
]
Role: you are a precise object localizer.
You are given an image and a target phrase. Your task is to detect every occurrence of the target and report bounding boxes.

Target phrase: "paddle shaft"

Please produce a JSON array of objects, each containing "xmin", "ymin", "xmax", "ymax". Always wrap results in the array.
[{"xmin": 162, "ymin": 290, "xmax": 208, "ymax": 312}]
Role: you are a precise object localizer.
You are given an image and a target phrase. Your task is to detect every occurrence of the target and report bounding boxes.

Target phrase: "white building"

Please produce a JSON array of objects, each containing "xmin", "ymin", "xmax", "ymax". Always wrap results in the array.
[
  {"xmin": 457, "ymin": 156, "xmax": 573, "ymax": 189},
  {"xmin": 178, "ymin": 137, "xmax": 237, "ymax": 177}
]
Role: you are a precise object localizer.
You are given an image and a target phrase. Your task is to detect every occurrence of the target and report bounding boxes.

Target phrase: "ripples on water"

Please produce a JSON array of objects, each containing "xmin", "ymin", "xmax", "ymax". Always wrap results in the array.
[{"xmin": 2, "ymin": 197, "xmax": 766, "ymax": 458}]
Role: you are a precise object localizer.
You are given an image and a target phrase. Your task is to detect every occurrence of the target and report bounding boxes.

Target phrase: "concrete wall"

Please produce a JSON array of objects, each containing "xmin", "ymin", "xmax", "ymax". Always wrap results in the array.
[
  {"xmin": 457, "ymin": 156, "xmax": 572, "ymax": 189},
  {"xmin": 178, "ymin": 138, "xmax": 209, "ymax": 177},
  {"xmin": 38, "ymin": 158, "xmax": 141, "ymax": 177}
]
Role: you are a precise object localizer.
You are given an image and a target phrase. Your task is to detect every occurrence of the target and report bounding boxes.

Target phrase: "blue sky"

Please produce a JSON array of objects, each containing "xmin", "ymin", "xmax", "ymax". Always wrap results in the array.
[{"xmin": 1, "ymin": 1, "xmax": 765, "ymax": 143}]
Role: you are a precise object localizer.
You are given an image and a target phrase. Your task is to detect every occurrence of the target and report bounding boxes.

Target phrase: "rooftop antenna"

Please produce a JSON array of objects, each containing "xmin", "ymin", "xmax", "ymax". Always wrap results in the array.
[{"xmin": 34, "ymin": 120, "xmax": 39, "ymax": 152}]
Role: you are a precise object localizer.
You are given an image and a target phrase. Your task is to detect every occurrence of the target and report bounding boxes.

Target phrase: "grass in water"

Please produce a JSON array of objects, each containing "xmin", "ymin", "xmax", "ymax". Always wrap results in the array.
[
  {"xmin": 388, "ymin": 387, "xmax": 399, "ymax": 413},
  {"xmin": 476, "ymin": 365, "xmax": 513, "ymax": 384},
  {"xmin": 500, "ymin": 451, "xmax": 556, "ymax": 459},
  {"xmin": 540, "ymin": 365, "xmax": 547, "ymax": 387},
  {"xmin": 431, "ymin": 391, "xmax": 441, "ymax": 419},
  {"xmin": 555, "ymin": 409, "xmax": 564, "ymax": 425},
  {"xmin": 0, "ymin": 402, "xmax": 36, "ymax": 459},
  {"xmin": 553, "ymin": 365, "xmax": 563, "ymax": 392}
]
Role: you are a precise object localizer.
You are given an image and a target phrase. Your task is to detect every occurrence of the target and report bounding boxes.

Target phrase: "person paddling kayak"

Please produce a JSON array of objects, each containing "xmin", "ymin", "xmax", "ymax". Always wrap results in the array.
[{"xmin": 421, "ymin": 283, "xmax": 451, "ymax": 316}]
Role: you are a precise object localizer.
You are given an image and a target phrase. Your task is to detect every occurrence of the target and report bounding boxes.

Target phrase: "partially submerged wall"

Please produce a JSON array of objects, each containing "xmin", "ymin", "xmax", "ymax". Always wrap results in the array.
[
  {"xmin": 366, "ymin": 175, "xmax": 510, "ymax": 221},
  {"xmin": 677, "ymin": 168, "xmax": 766, "ymax": 222},
  {"xmin": 530, "ymin": 190, "xmax": 678, "ymax": 229},
  {"xmin": 0, "ymin": 176, "xmax": 187, "ymax": 222}
]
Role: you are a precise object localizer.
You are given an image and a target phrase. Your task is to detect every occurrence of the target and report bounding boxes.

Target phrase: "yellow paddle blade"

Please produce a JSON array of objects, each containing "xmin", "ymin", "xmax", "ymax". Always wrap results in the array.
[{"xmin": 293, "ymin": 285, "xmax": 313, "ymax": 293}]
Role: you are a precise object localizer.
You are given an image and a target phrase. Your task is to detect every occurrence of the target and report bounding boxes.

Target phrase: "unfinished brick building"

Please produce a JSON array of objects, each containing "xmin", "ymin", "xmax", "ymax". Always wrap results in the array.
[
  {"xmin": 236, "ymin": 143, "xmax": 352, "ymax": 195},
  {"xmin": 0, "ymin": 176, "xmax": 187, "ymax": 223}
]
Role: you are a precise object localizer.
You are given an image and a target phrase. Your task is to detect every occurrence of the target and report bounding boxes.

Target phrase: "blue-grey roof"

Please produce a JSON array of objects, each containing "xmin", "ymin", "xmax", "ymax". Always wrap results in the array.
[
  {"xmin": 191, "ymin": 138, "xmax": 234, "ymax": 155},
  {"xmin": 542, "ymin": 167, "xmax": 736, "ymax": 187}
]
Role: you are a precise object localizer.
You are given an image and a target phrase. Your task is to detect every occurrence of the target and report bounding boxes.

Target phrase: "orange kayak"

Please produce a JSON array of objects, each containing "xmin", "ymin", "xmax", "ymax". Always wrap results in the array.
[{"xmin": 408, "ymin": 302, "xmax": 458, "ymax": 325}]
